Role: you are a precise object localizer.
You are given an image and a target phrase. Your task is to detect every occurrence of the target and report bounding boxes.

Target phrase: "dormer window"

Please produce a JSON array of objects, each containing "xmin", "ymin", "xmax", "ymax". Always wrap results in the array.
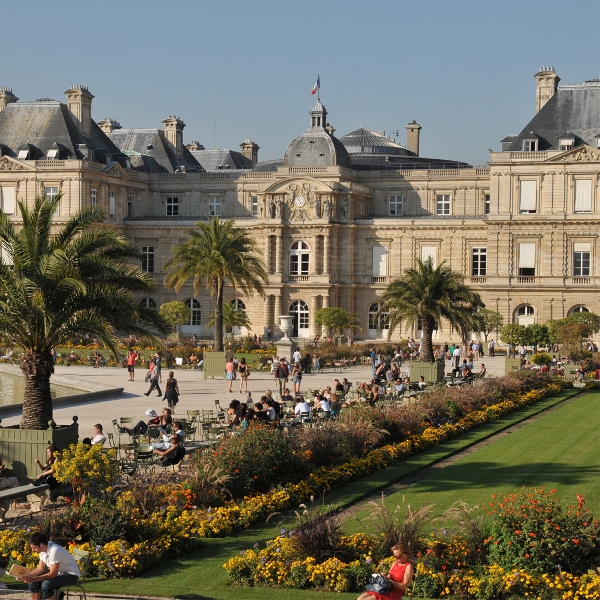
[
  {"xmin": 17, "ymin": 148, "xmax": 29, "ymax": 159},
  {"xmin": 596, "ymin": 134, "xmax": 600, "ymax": 149},
  {"xmin": 47, "ymin": 148, "xmax": 60, "ymax": 159},
  {"xmin": 523, "ymin": 132, "xmax": 539, "ymax": 152},
  {"xmin": 559, "ymin": 131, "xmax": 575, "ymax": 151}
]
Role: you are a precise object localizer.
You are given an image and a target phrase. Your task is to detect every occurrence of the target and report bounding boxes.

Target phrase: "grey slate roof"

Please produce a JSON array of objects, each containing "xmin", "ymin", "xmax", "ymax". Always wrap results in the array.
[
  {"xmin": 339, "ymin": 128, "xmax": 412, "ymax": 156},
  {"xmin": 190, "ymin": 148, "xmax": 253, "ymax": 171},
  {"xmin": 110, "ymin": 128, "xmax": 204, "ymax": 173},
  {"xmin": 0, "ymin": 99, "xmax": 122, "ymax": 160},
  {"xmin": 507, "ymin": 79, "xmax": 600, "ymax": 151}
]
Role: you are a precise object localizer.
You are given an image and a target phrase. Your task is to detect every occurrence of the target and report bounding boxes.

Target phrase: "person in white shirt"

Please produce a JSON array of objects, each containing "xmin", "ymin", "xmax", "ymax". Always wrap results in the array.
[
  {"xmin": 90, "ymin": 423, "xmax": 106, "ymax": 446},
  {"xmin": 292, "ymin": 348, "xmax": 302, "ymax": 365},
  {"xmin": 22, "ymin": 532, "xmax": 80, "ymax": 600},
  {"xmin": 313, "ymin": 394, "xmax": 331, "ymax": 413},
  {"xmin": 292, "ymin": 396, "xmax": 312, "ymax": 425}
]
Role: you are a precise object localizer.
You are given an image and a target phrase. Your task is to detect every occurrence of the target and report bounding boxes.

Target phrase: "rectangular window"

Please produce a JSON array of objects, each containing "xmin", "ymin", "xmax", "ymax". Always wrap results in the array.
[
  {"xmin": 44, "ymin": 187, "xmax": 58, "ymax": 201},
  {"xmin": 435, "ymin": 194, "xmax": 450, "ymax": 215},
  {"xmin": 251, "ymin": 196, "xmax": 258, "ymax": 217},
  {"xmin": 166, "ymin": 197, "xmax": 179, "ymax": 217},
  {"xmin": 484, "ymin": 193, "xmax": 490, "ymax": 215},
  {"xmin": 524, "ymin": 140, "xmax": 537, "ymax": 152},
  {"xmin": 389, "ymin": 195, "xmax": 404, "ymax": 216},
  {"xmin": 574, "ymin": 180, "xmax": 592, "ymax": 213},
  {"xmin": 109, "ymin": 191, "xmax": 116, "ymax": 220},
  {"xmin": 472, "ymin": 247, "xmax": 487, "ymax": 276},
  {"xmin": 421, "ymin": 245, "xmax": 437, "ymax": 267},
  {"xmin": 372, "ymin": 246, "xmax": 387, "ymax": 276},
  {"xmin": 519, "ymin": 180, "xmax": 537, "ymax": 213},
  {"xmin": 141, "ymin": 246, "xmax": 154, "ymax": 273},
  {"xmin": 208, "ymin": 196, "xmax": 222, "ymax": 216},
  {"xmin": 573, "ymin": 243, "xmax": 591, "ymax": 276},
  {"xmin": 518, "ymin": 242, "xmax": 536, "ymax": 276},
  {"xmin": 91, "ymin": 188, "xmax": 97, "ymax": 208},
  {"xmin": 0, "ymin": 187, "xmax": 15, "ymax": 215},
  {"xmin": 127, "ymin": 194, "xmax": 134, "ymax": 218}
]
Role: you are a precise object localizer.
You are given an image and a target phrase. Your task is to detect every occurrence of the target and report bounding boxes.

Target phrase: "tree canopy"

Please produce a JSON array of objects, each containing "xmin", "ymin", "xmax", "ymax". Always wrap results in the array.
[{"xmin": 313, "ymin": 307, "xmax": 362, "ymax": 337}]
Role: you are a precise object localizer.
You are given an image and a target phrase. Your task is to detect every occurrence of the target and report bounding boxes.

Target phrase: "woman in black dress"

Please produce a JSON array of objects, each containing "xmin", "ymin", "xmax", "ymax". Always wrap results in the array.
[{"xmin": 164, "ymin": 371, "xmax": 180, "ymax": 413}]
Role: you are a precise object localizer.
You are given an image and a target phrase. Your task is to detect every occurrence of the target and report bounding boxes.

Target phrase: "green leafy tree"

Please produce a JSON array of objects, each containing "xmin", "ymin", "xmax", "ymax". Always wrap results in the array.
[
  {"xmin": 557, "ymin": 322, "xmax": 591, "ymax": 362},
  {"xmin": 379, "ymin": 257, "xmax": 484, "ymax": 362},
  {"xmin": 530, "ymin": 352, "xmax": 554, "ymax": 366},
  {"xmin": 0, "ymin": 195, "xmax": 165, "ymax": 429},
  {"xmin": 547, "ymin": 318, "xmax": 570, "ymax": 345},
  {"xmin": 208, "ymin": 301, "xmax": 252, "ymax": 337},
  {"xmin": 499, "ymin": 324, "xmax": 527, "ymax": 355},
  {"xmin": 522, "ymin": 323, "xmax": 550, "ymax": 350},
  {"xmin": 165, "ymin": 218, "xmax": 267, "ymax": 351},
  {"xmin": 158, "ymin": 301, "xmax": 191, "ymax": 331},
  {"xmin": 476, "ymin": 309, "xmax": 504, "ymax": 341},
  {"xmin": 313, "ymin": 307, "xmax": 362, "ymax": 338},
  {"xmin": 568, "ymin": 311, "xmax": 600, "ymax": 333}
]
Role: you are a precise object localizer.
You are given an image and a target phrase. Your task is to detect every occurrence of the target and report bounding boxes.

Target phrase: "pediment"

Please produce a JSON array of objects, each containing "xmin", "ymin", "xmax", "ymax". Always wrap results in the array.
[
  {"xmin": 0, "ymin": 156, "xmax": 36, "ymax": 171},
  {"xmin": 546, "ymin": 144, "xmax": 600, "ymax": 163},
  {"xmin": 102, "ymin": 161, "xmax": 129, "ymax": 178},
  {"xmin": 263, "ymin": 176, "xmax": 334, "ymax": 195}
]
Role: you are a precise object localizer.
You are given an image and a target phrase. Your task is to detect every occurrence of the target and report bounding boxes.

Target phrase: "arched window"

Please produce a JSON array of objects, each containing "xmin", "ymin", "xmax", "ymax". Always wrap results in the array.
[
  {"xmin": 289, "ymin": 300, "xmax": 309, "ymax": 338},
  {"xmin": 184, "ymin": 298, "xmax": 201, "ymax": 326},
  {"xmin": 568, "ymin": 305, "xmax": 589, "ymax": 315},
  {"xmin": 368, "ymin": 302, "xmax": 389, "ymax": 335},
  {"xmin": 228, "ymin": 299, "xmax": 248, "ymax": 335},
  {"xmin": 514, "ymin": 304, "xmax": 535, "ymax": 326},
  {"xmin": 138, "ymin": 297, "xmax": 156, "ymax": 309},
  {"xmin": 229, "ymin": 299, "xmax": 246, "ymax": 312},
  {"xmin": 290, "ymin": 241, "xmax": 310, "ymax": 275}
]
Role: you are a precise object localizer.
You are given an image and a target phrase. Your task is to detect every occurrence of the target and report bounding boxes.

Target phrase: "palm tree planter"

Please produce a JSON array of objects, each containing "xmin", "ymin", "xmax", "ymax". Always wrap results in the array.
[
  {"xmin": 380, "ymin": 257, "xmax": 484, "ymax": 383},
  {"xmin": 0, "ymin": 418, "xmax": 79, "ymax": 482},
  {"xmin": 505, "ymin": 358, "xmax": 522, "ymax": 374},
  {"xmin": 202, "ymin": 351, "xmax": 227, "ymax": 379}
]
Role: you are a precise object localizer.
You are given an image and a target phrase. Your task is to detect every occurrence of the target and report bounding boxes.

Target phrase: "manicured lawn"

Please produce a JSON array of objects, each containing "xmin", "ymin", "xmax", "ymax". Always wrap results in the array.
[
  {"xmin": 68, "ymin": 388, "xmax": 588, "ymax": 599},
  {"xmin": 346, "ymin": 389, "xmax": 600, "ymax": 532}
]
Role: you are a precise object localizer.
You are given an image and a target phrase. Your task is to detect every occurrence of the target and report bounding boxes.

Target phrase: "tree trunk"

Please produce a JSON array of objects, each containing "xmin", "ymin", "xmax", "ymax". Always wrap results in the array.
[
  {"xmin": 419, "ymin": 317, "xmax": 436, "ymax": 362},
  {"xmin": 214, "ymin": 277, "xmax": 224, "ymax": 352},
  {"xmin": 20, "ymin": 351, "xmax": 54, "ymax": 430}
]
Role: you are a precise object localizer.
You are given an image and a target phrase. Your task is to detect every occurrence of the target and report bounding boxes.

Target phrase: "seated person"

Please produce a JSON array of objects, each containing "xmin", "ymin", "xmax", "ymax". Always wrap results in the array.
[
  {"xmin": 253, "ymin": 402, "xmax": 270, "ymax": 422},
  {"xmin": 121, "ymin": 408, "xmax": 172, "ymax": 436},
  {"xmin": 333, "ymin": 379, "xmax": 344, "ymax": 394},
  {"xmin": 280, "ymin": 388, "xmax": 295, "ymax": 403},
  {"xmin": 33, "ymin": 445, "xmax": 59, "ymax": 489},
  {"xmin": 240, "ymin": 409, "xmax": 256, "ymax": 432},
  {"xmin": 66, "ymin": 351, "xmax": 78, "ymax": 365},
  {"xmin": 91, "ymin": 352, "xmax": 103, "ymax": 368},
  {"xmin": 367, "ymin": 385, "xmax": 380, "ymax": 406},
  {"xmin": 394, "ymin": 380, "xmax": 406, "ymax": 393},
  {"xmin": 91, "ymin": 423, "xmax": 106, "ymax": 445},
  {"xmin": 264, "ymin": 398, "xmax": 278, "ymax": 422},
  {"xmin": 155, "ymin": 420, "xmax": 186, "ymax": 449},
  {"xmin": 154, "ymin": 433, "xmax": 185, "ymax": 466},
  {"xmin": 313, "ymin": 394, "xmax": 331, "ymax": 413},
  {"xmin": 21, "ymin": 532, "xmax": 81, "ymax": 599},
  {"xmin": 341, "ymin": 378, "xmax": 351, "ymax": 395},
  {"xmin": 461, "ymin": 364, "xmax": 473, "ymax": 381},
  {"xmin": 477, "ymin": 363, "xmax": 487, "ymax": 378},
  {"xmin": 188, "ymin": 352, "xmax": 198, "ymax": 366},
  {"xmin": 292, "ymin": 396, "xmax": 312, "ymax": 425},
  {"xmin": 417, "ymin": 376, "xmax": 427, "ymax": 390}
]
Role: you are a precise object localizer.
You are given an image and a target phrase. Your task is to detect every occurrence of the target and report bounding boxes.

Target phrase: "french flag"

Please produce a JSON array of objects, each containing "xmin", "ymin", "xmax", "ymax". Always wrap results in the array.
[{"xmin": 311, "ymin": 75, "xmax": 320, "ymax": 95}]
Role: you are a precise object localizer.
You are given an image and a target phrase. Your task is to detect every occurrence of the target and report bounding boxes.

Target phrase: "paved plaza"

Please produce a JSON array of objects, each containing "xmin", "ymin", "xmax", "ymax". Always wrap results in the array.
[{"xmin": 0, "ymin": 354, "xmax": 510, "ymax": 435}]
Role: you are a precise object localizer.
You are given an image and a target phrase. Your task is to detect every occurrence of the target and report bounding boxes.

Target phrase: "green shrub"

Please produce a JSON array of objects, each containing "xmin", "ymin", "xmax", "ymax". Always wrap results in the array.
[
  {"xmin": 485, "ymin": 487, "xmax": 599, "ymax": 575},
  {"xmin": 194, "ymin": 425, "xmax": 307, "ymax": 497}
]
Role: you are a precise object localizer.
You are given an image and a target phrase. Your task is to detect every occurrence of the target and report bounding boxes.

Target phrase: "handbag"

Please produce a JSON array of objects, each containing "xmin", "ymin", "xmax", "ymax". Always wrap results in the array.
[{"xmin": 365, "ymin": 573, "xmax": 391, "ymax": 595}]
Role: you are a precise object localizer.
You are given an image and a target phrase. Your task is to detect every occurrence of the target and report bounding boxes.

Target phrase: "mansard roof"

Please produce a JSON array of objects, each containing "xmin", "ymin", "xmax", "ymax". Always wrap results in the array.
[
  {"xmin": 0, "ymin": 99, "xmax": 121, "ymax": 160},
  {"xmin": 339, "ymin": 128, "xmax": 412, "ymax": 156},
  {"xmin": 110, "ymin": 128, "xmax": 204, "ymax": 173},
  {"xmin": 507, "ymin": 79, "xmax": 600, "ymax": 151},
  {"xmin": 190, "ymin": 148, "xmax": 253, "ymax": 171}
]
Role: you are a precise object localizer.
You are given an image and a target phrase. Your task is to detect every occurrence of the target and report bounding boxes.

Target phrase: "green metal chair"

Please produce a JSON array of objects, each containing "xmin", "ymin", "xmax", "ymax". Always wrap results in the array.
[{"xmin": 57, "ymin": 548, "xmax": 90, "ymax": 600}]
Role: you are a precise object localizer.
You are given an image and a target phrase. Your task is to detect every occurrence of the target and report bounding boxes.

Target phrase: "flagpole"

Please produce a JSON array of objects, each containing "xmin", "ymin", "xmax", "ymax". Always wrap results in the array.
[{"xmin": 317, "ymin": 74, "xmax": 320, "ymax": 101}]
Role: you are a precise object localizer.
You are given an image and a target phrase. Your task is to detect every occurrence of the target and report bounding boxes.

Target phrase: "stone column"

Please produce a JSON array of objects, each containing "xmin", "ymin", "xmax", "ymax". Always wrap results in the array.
[
  {"xmin": 322, "ymin": 294, "xmax": 329, "ymax": 308},
  {"xmin": 312, "ymin": 234, "xmax": 318, "ymax": 274},
  {"xmin": 263, "ymin": 295, "xmax": 271, "ymax": 331},
  {"xmin": 264, "ymin": 235, "xmax": 271, "ymax": 273},
  {"xmin": 275, "ymin": 234, "xmax": 282, "ymax": 274},
  {"xmin": 324, "ymin": 234, "xmax": 330, "ymax": 274},
  {"xmin": 274, "ymin": 294, "xmax": 282, "ymax": 337},
  {"xmin": 309, "ymin": 295, "xmax": 319, "ymax": 338}
]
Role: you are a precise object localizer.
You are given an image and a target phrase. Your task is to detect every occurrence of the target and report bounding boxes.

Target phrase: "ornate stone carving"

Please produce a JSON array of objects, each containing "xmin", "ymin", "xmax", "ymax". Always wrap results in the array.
[
  {"xmin": 0, "ymin": 157, "xmax": 27, "ymax": 171},
  {"xmin": 548, "ymin": 145, "xmax": 600, "ymax": 163}
]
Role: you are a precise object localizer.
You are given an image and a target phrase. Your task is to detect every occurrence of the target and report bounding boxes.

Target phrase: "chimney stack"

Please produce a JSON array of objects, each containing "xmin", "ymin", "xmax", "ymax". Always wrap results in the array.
[
  {"xmin": 405, "ymin": 120, "xmax": 422, "ymax": 156},
  {"xmin": 186, "ymin": 140, "xmax": 205, "ymax": 151},
  {"xmin": 534, "ymin": 66, "xmax": 560, "ymax": 113},
  {"xmin": 162, "ymin": 116, "xmax": 185, "ymax": 158},
  {"xmin": 97, "ymin": 117, "xmax": 122, "ymax": 137},
  {"xmin": 65, "ymin": 85, "xmax": 94, "ymax": 137},
  {"xmin": 0, "ymin": 87, "xmax": 18, "ymax": 113},
  {"xmin": 240, "ymin": 139, "xmax": 259, "ymax": 166}
]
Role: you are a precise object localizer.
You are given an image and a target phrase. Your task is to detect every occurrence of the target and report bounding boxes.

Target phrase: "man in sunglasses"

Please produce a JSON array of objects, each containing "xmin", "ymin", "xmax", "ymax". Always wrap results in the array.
[{"xmin": 153, "ymin": 432, "xmax": 185, "ymax": 467}]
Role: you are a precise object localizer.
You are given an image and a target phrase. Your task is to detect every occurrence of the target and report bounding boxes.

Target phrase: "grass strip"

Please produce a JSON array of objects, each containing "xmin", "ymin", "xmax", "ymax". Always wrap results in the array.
[{"xmin": 73, "ymin": 388, "xmax": 580, "ymax": 599}]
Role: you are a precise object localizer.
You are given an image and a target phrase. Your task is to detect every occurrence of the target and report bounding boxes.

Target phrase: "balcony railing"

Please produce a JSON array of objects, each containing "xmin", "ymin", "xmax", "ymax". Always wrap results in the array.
[
  {"xmin": 371, "ymin": 276, "xmax": 387, "ymax": 283},
  {"xmin": 571, "ymin": 277, "xmax": 590, "ymax": 284},
  {"xmin": 517, "ymin": 276, "xmax": 536, "ymax": 284},
  {"xmin": 285, "ymin": 275, "xmax": 309, "ymax": 282},
  {"xmin": 470, "ymin": 277, "xmax": 487, "ymax": 284}
]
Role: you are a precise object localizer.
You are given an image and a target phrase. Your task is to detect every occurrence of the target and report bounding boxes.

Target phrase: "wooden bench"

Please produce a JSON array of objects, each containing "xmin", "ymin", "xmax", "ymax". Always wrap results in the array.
[{"xmin": 0, "ymin": 482, "xmax": 50, "ymax": 519}]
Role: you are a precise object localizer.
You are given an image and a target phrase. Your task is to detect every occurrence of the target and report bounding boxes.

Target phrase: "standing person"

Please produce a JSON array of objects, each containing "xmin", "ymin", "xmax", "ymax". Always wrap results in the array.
[
  {"xmin": 313, "ymin": 355, "xmax": 321, "ymax": 373},
  {"xmin": 489, "ymin": 339, "xmax": 495, "ymax": 357},
  {"xmin": 20, "ymin": 532, "xmax": 81, "ymax": 600},
  {"xmin": 238, "ymin": 357, "xmax": 250, "ymax": 393},
  {"xmin": 154, "ymin": 352, "xmax": 162, "ymax": 383},
  {"xmin": 163, "ymin": 371, "xmax": 180, "ymax": 413},
  {"xmin": 144, "ymin": 360, "xmax": 162, "ymax": 397},
  {"xmin": 452, "ymin": 345, "xmax": 462, "ymax": 370},
  {"xmin": 225, "ymin": 356, "xmax": 235, "ymax": 392},
  {"xmin": 291, "ymin": 362, "xmax": 302, "ymax": 395},
  {"xmin": 274, "ymin": 358, "xmax": 288, "ymax": 398},
  {"xmin": 266, "ymin": 326, "xmax": 272, "ymax": 342},
  {"xmin": 293, "ymin": 347, "xmax": 302, "ymax": 365},
  {"xmin": 357, "ymin": 542, "xmax": 413, "ymax": 600},
  {"xmin": 126, "ymin": 349, "xmax": 137, "ymax": 381}
]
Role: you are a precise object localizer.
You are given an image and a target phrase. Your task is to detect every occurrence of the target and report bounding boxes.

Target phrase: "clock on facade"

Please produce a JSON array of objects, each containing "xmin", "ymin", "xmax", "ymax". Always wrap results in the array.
[{"xmin": 293, "ymin": 195, "xmax": 306, "ymax": 208}]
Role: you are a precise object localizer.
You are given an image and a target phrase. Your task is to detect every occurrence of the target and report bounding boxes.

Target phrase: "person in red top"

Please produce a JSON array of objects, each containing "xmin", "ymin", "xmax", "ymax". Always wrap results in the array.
[
  {"xmin": 126, "ymin": 349, "xmax": 137, "ymax": 381},
  {"xmin": 358, "ymin": 542, "xmax": 414, "ymax": 600}
]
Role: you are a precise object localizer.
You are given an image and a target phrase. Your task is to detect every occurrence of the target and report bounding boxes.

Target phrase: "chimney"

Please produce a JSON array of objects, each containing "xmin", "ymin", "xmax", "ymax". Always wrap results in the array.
[
  {"xmin": 65, "ymin": 85, "xmax": 94, "ymax": 137},
  {"xmin": 405, "ymin": 120, "xmax": 422, "ymax": 156},
  {"xmin": 97, "ymin": 117, "xmax": 122, "ymax": 137},
  {"xmin": 186, "ymin": 140, "xmax": 205, "ymax": 151},
  {"xmin": 534, "ymin": 66, "xmax": 560, "ymax": 113},
  {"xmin": 162, "ymin": 116, "xmax": 185, "ymax": 158},
  {"xmin": 240, "ymin": 139, "xmax": 259, "ymax": 166},
  {"xmin": 0, "ymin": 87, "xmax": 18, "ymax": 113}
]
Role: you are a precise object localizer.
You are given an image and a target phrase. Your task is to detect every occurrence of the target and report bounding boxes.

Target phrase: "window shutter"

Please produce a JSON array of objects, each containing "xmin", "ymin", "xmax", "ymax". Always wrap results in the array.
[
  {"xmin": 519, "ymin": 181, "xmax": 537, "ymax": 211},
  {"xmin": 421, "ymin": 246, "xmax": 437, "ymax": 266},
  {"xmin": 518, "ymin": 243, "xmax": 536, "ymax": 269},
  {"xmin": 573, "ymin": 243, "xmax": 590, "ymax": 253},
  {"xmin": 0, "ymin": 187, "xmax": 15, "ymax": 215},
  {"xmin": 372, "ymin": 246, "xmax": 387, "ymax": 276},
  {"xmin": 574, "ymin": 180, "xmax": 592, "ymax": 212}
]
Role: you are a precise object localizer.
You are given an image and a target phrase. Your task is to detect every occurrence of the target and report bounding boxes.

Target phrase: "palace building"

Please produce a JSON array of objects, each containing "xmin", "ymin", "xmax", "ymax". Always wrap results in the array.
[{"xmin": 0, "ymin": 68, "xmax": 599, "ymax": 342}]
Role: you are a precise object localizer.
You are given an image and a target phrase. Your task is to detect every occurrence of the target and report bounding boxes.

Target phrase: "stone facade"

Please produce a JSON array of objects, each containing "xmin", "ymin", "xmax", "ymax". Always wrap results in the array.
[{"xmin": 0, "ymin": 70, "xmax": 599, "ymax": 343}]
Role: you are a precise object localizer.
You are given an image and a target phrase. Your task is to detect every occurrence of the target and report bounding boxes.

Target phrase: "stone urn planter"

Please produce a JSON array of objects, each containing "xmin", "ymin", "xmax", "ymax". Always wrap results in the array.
[
  {"xmin": 276, "ymin": 315, "xmax": 294, "ymax": 359},
  {"xmin": 0, "ymin": 417, "xmax": 79, "ymax": 482}
]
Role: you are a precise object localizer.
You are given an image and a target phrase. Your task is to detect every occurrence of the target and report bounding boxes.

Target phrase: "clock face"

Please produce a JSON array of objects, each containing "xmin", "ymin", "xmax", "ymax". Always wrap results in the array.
[{"xmin": 294, "ymin": 195, "xmax": 306, "ymax": 208}]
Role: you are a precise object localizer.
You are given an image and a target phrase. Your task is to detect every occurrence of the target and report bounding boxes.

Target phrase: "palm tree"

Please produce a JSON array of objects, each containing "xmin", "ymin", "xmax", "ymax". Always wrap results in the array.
[
  {"xmin": 379, "ymin": 257, "xmax": 484, "ymax": 362},
  {"xmin": 165, "ymin": 218, "xmax": 268, "ymax": 351},
  {"xmin": 0, "ymin": 195, "xmax": 166, "ymax": 430},
  {"xmin": 207, "ymin": 302, "xmax": 252, "ymax": 341}
]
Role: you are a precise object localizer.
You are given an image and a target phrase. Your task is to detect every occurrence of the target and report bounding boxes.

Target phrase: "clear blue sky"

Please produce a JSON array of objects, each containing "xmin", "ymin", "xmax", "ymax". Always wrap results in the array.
[{"xmin": 1, "ymin": 0, "xmax": 599, "ymax": 166}]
